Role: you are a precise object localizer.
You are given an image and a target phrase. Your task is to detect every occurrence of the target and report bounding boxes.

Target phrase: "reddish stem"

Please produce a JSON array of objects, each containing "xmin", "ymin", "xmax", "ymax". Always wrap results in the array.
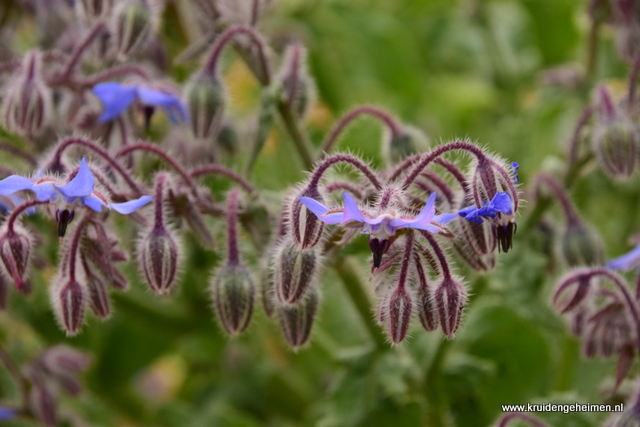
[
  {"xmin": 532, "ymin": 172, "xmax": 579, "ymax": 224},
  {"xmin": 226, "ymin": 189, "xmax": 241, "ymax": 266},
  {"xmin": 419, "ymin": 231, "xmax": 451, "ymax": 277},
  {"xmin": 190, "ymin": 164, "xmax": 257, "ymax": 195},
  {"xmin": 396, "ymin": 232, "xmax": 415, "ymax": 290},
  {"xmin": 68, "ymin": 214, "xmax": 90, "ymax": 280},
  {"xmin": 308, "ymin": 153, "xmax": 382, "ymax": 190},
  {"xmin": 7, "ymin": 200, "xmax": 48, "ymax": 233},
  {"xmin": 567, "ymin": 105, "xmax": 593, "ymax": 167}
]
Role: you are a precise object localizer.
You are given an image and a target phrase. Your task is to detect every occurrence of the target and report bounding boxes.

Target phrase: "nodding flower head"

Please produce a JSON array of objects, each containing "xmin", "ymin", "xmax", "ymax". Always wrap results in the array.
[
  {"xmin": 458, "ymin": 192, "xmax": 517, "ymax": 253},
  {"xmin": 93, "ymin": 81, "xmax": 188, "ymax": 125},
  {"xmin": 300, "ymin": 192, "xmax": 456, "ymax": 268},
  {"xmin": 0, "ymin": 158, "xmax": 152, "ymax": 239}
]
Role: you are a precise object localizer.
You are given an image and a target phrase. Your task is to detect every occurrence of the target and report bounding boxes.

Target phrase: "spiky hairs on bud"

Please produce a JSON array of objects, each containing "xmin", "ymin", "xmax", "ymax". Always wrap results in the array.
[
  {"xmin": 29, "ymin": 381, "xmax": 57, "ymax": 427},
  {"xmin": 3, "ymin": 51, "xmax": 53, "ymax": 137},
  {"xmin": 277, "ymin": 287, "xmax": 320, "ymax": 349},
  {"xmin": 137, "ymin": 173, "xmax": 183, "ymax": 296},
  {"xmin": 288, "ymin": 185, "xmax": 326, "ymax": 249},
  {"xmin": 211, "ymin": 264, "xmax": 255, "ymax": 336},
  {"xmin": 110, "ymin": 0, "xmax": 160, "ymax": 59},
  {"xmin": 75, "ymin": 0, "xmax": 113, "ymax": 23},
  {"xmin": 184, "ymin": 73, "xmax": 226, "ymax": 140},
  {"xmin": 273, "ymin": 236, "xmax": 321, "ymax": 305},
  {"xmin": 0, "ymin": 224, "xmax": 33, "ymax": 291},
  {"xmin": 434, "ymin": 274, "xmax": 467, "ymax": 338},
  {"xmin": 50, "ymin": 273, "xmax": 87, "ymax": 337},
  {"xmin": 277, "ymin": 44, "xmax": 315, "ymax": 120}
]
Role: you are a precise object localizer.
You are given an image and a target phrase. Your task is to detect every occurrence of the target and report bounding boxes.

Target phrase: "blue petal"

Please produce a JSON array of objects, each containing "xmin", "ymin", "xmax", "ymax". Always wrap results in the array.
[
  {"xmin": 434, "ymin": 213, "xmax": 458, "ymax": 225},
  {"xmin": 137, "ymin": 86, "xmax": 188, "ymax": 124},
  {"xmin": 0, "ymin": 175, "xmax": 34, "ymax": 196},
  {"xmin": 389, "ymin": 193, "xmax": 437, "ymax": 230},
  {"xmin": 83, "ymin": 195, "xmax": 107, "ymax": 212},
  {"xmin": 607, "ymin": 245, "xmax": 640, "ymax": 271},
  {"xmin": 486, "ymin": 192, "xmax": 513, "ymax": 215},
  {"xmin": 31, "ymin": 183, "xmax": 57, "ymax": 202},
  {"xmin": 342, "ymin": 192, "xmax": 365, "ymax": 222},
  {"xmin": 0, "ymin": 406, "xmax": 16, "ymax": 421},
  {"xmin": 56, "ymin": 158, "xmax": 95, "ymax": 198},
  {"xmin": 110, "ymin": 195, "xmax": 153, "ymax": 214},
  {"xmin": 93, "ymin": 82, "xmax": 137, "ymax": 123},
  {"xmin": 299, "ymin": 197, "xmax": 344, "ymax": 224},
  {"xmin": 458, "ymin": 206, "xmax": 484, "ymax": 223}
]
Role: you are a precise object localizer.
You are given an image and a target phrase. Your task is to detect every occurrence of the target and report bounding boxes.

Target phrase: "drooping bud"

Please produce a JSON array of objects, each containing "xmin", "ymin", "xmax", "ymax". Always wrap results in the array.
[
  {"xmin": 3, "ymin": 52, "xmax": 52, "ymax": 137},
  {"xmin": 76, "ymin": 0, "xmax": 113, "ymax": 23},
  {"xmin": 414, "ymin": 255, "xmax": 439, "ymax": 331},
  {"xmin": 434, "ymin": 275, "xmax": 467, "ymax": 338},
  {"xmin": 211, "ymin": 264, "xmax": 255, "ymax": 336},
  {"xmin": 277, "ymin": 287, "xmax": 319, "ymax": 349},
  {"xmin": 384, "ymin": 285, "xmax": 413, "ymax": 344},
  {"xmin": 593, "ymin": 86, "xmax": 639, "ymax": 179},
  {"xmin": 51, "ymin": 276, "xmax": 87, "ymax": 336},
  {"xmin": 29, "ymin": 382, "xmax": 57, "ymax": 427},
  {"xmin": 278, "ymin": 45, "xmax": 314, "ymax": 119},
  {"xmin": 383, "ymin": 125, "xmax": 429, "ymax": 165},
  {"xmin": 260, "ymin": 256, "xmax": 276, "ymax": 318},
  {"xmin": 184, "ymin": 74, "xmax": 225, "ymax": 140},
  {"xmin": 0, "ymin": 226, "xmax": 32, "ymax": 290},
  {"xmin": 289, "ymin": 186, "xmax": 326, "ymax": 249},
  {"xmin": 561, "ymin": 219, "xmax": 604, "ymax": 266},
  {"xmin": 110, "ymin": 0, "xmax": 157, "ymax": 59},
  {"xmin": 87, "ymin": 274, "xmax": 110, "ymax": 319},
  {"xmin": 274, "ymin": 237, "xmax": 320, "ymax": 305},
  {"xmin": 39, "ymin": 345, "xmax": 91, "ymax": 373},
  {"xmin": 552, "ymin": 269, "xmax": 593, "ymax": 314},
  {"xmin": 138, "ymin": 173, "xmax": 182, "ymax": 295}
]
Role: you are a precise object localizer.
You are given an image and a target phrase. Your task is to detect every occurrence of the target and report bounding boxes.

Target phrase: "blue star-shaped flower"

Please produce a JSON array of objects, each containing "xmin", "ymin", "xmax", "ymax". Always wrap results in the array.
[
  {"xmin": 93, "ymin": 82, "xmax": 189, "ymax": 124},
  {"xmin": 0, "ymin": 158, "xmax": 152, "ymax": 237},
  {"xmin": 300, "ymin": 192, "xmax": 456, "ymax": 267},
  {"xmin": 458, "ymin": 192, "xmax": 516, "ymax": 252}
]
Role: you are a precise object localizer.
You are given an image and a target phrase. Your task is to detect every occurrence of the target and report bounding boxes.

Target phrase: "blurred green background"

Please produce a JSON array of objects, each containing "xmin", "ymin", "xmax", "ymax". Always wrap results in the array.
[{"xmin": 2, "ymin": 0, "xmax": 640, "ymax": 426}]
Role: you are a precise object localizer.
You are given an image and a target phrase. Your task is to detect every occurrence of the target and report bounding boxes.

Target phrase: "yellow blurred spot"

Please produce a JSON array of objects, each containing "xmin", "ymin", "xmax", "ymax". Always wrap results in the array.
[
  {"xmin": 603, "ymin": 79, "xmax": 629, "ymax": 101},
  {"xmin": 522, "ymin": 88, "xmax": 539, "ymax": 110},
  {"xmin": 307, "ymin": 100, "xmax": 334, "ymax": 130},
  {"xmin": 134, "ymin": 355, "xmax": 187, "ymax": 402},
  {"xmin": 223, "ymin": 60, "xmax": 260, "ymax": 116},
  {"xmin": 263, "ymin": 128, "xmax": 280, "ymax": 154}
]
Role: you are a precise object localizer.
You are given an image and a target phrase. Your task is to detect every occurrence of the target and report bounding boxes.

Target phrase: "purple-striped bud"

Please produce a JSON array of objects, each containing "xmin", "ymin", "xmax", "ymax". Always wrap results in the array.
[
  {"xmin": 289, "ymin": 186, "xmax": 325, "ymax": 249},
  {"xmin": 434, "ymin": 275, "xmax": 467, "ymax": 338},
  {"xmin": 0, "ymin": 226, "xmax": 32, "ymax": 291},
  {"xmin": 87, "ymin": 274, "xmax": 110, "ymax": 319},
  {"xmin": 452, "ymin": 215, "xmax": 496, "ymax": 272},
  {"xmin": 211, "ymin": 265, "xmax": 255, "ymax": 336},
  {"xmin": 184, "ymin": 74, "xmax": 225, "ymax": 140},
  {"xmin": 593, "ymin": 113, "xmax": 639, "ymax": 180},
  {"xmin": 470, "ymin": 156, "xmax": 518, "ymax": 209},
  {"xmin": 414, "ymin": 258, "xmax": 439, "ymax": 332},
  {"xmin": 51, "ymin": 277, "xmax": 87, "ymax": 336},
  {"xmin": 384, "ymin": 285, "xmax": 414, "ymax": 344},
  {"xmin": 29, "ymin": 383, "xmax": 57, "ymax": 427},
  {"xmin": 111, "ymin": 0, "xmax": 156, "ymax": 58},
  {"xmin": 561, "ymin": 220, "xmax": 604, "ymax": 267},
  {"xmin": 3, "ymin": 52, "xmax": 52, "ymax": 137},
  {"xmin": 260, "ymin": 256, "xmax": 276, "ymax": 318},
  {"xmin": 76, "ymin": 0, "xmax": 113, "ymax": 23},
  {"xmin": 277, "ymin": 287, "xmax": 319, "ymax": 349},
  {"xmin": 138, "ymin": 225, "xmax": 181, "ymax": 296},
  {"xmin": 40, "ymin": 345, "xmax": 91, "ymax": 373},
  {"xmin": 552, "ymin": 270, "xmax": 592, "ymax": 314},
  {"xmin": 274, "ymin": 238, "xmax": 320, "ymax": 305},
  {"xmin": 278, "ymin": 45, "xmax": 314, "ymax": 119}
]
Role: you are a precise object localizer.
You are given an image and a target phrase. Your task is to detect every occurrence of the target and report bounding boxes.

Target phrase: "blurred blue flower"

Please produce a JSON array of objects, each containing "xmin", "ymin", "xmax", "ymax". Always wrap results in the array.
[
  {"xmin": 93, "ymin": 82, "xmax": 188, "ymax": 124},
  {"xmin": 607, "ymin": 244, "xmax": 640, "ymax": 271},
  {"xmin": 0, "ymin": 406, "xmax": 15, "ymax": 421}
]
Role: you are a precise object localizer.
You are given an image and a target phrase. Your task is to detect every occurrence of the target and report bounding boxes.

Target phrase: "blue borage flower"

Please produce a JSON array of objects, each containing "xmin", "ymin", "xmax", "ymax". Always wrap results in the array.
[
  {"xmin": 0, "ymin": 158, "xmax": 152, "ymax": 238},
  {"xmin": 300, "ymin": 192, "xmax": 457, "ymax": 267},
  {"xmin": 93, "ymin": 82, "xmax": 188, "ymax": 124},
  {"xmin": 607, "ymin": 244, "xmax": 640, "ymax": 271},
  {"xmin": 458, "ymin": 191, "xmax": 516, "ymax": 252},
  {"xmin": 0, "ymin": 406, "xmax": 15, "ymax": 421}
]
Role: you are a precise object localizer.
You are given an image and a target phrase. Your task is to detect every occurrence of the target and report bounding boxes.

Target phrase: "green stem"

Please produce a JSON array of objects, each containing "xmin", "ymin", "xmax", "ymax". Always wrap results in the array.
[
  {"xmin": 277, "ymin": 101, "xmax": 315, "ymax": 170},
  {"xmin": 423, "ymin": 339, "xmax": 450, "ymax": 427},
  {"xmin": 332, "ymin": 257, "xmax": 387, "ymax": 352}
]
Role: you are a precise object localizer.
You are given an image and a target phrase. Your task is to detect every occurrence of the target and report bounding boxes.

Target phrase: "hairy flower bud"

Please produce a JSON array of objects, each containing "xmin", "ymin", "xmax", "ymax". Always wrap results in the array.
[
  {"xmin": 51, "ymin": 277, "xmax": 87, "ymax": 336},
  {"xmin": 3, "ymin": 52, "xmax": 52, "ymax": 137},
  {"xmin": 29, "ymin": 383, "xmax": 57, "ymax": 427},
  {"xmin": 40, "ymin": 345, "xmax": 91, "ymax": 373},
  {"xmin": 561, "ymin": 220, "xmax": 604, "ymax": 267},
  {"xmin": 383, "ymin": 126, "xmax": 429, "ymax": 165},
  {"xmin": 593, "ymin": 86, "xmax": 639, "ymax": 179},
  {"xmin": 184, "ymin": 74, "xmax": 225, "ymax": 140},
  {"xmin": 552, "ymin": 269, "xmax": 593, "ymax": 314},
  {"xmin": 277, "ymin": 288, "xmax": 319, "ymax": 349},
  {"xmin": 0, "ymin": 226, "xmax": 32, "ymax": 290},
  {"xmin": 87, "ymin": 274, "xmax": 110, "ymax": 319},
  {"xmin": 289, "ymin": 186, "xmax": 325, "ymax": 249},
  {"xmin": 384, "ymin": 285, "xmax": 414, "ymax": 344},
  {"xmin": 452, "ymin": 216, "xmax": 497, "ymax": 272},
  {"xmin": 278, "ymin": 45, "xmax": 314, "ymax": 119},
  {"xmin": 434, "ymin": 275, "xmax": 467, "ymax": 338},
  {"xmin": 111, "ymin": 0, "xmax": 156, "ymax": 58},
  {"xmin": 76, "ymin": 0, "xmax": 113, "ymax": 23},
  {"xmin": 211, "ymin": 265, "xmax": 255, "ymax": 336},
  {"xmin": 138, "ymin": 225, "xmax": 181, "ymax": 296},
  {"xmin": 260, "ymin": 257, "xmax": 276, "ymax": 318},
  {"xmin": 414, "ymin": 259, "xmax": 439, "ymax": 331},
  {"xmin": 274, "ymin": 238, "xmax": 319, "ymax": 305}
]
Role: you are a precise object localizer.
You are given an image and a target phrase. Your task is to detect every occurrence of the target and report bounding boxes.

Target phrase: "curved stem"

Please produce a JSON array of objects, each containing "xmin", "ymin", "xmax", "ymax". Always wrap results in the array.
[
  {"xmin": 531, "ymin": 173, "xmax": 579, "ymax": 224},
  {"xmin": 226, "ymin": 189, "xmax": 241, "ymax": 266},
  {"xmin": 0, "ymin": 142, "xmax": 36, "ymax": 166},
  {"xmin": 68, "ymin": 214, "xmax": 90, "ymax": 280},
  {"xmin": 321, "ymin": 105, "xmax": 403, "ymax": 155},
  {"xmin": 7, "ymin": 200, "xmax": 47, "ymax": 232},
  {"xmin": 202, "ymin": 25, "xmax": 271, "ymax": 85},
  {"xmin": 47, "ymin": 137, "xmax": 143, "ymax": 194},
  {"xmin": 567, "ymin": 105, "xmax": 593, "ymax": 168},
  {"xmin": 75, "ymin": 64, "xmax": 151, "ymax": 88},
  {"xmin": 396, "ymin": 232, "xmax": 415, "ymax": 290},
  {"xmin": 308, "ymin": 153, "xmax": 382, "ymax": 190},
  {"xmin": 190, "ymin": 164, "xmax": 257, "ymax": 195},
  {"xmin": 57, "ymin": 21, "xmax": 106, "ymax": 83},
  {"xmin": 324, "ymin": 181, "xmax": 364, "ymax": 199},
  {"xmin": 116, "ymin": 142, "xmax": 198, "ymax": 193},
  {"xmin": 419, "ymin": 231, "xmax": 451, "ymax": 278}
]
